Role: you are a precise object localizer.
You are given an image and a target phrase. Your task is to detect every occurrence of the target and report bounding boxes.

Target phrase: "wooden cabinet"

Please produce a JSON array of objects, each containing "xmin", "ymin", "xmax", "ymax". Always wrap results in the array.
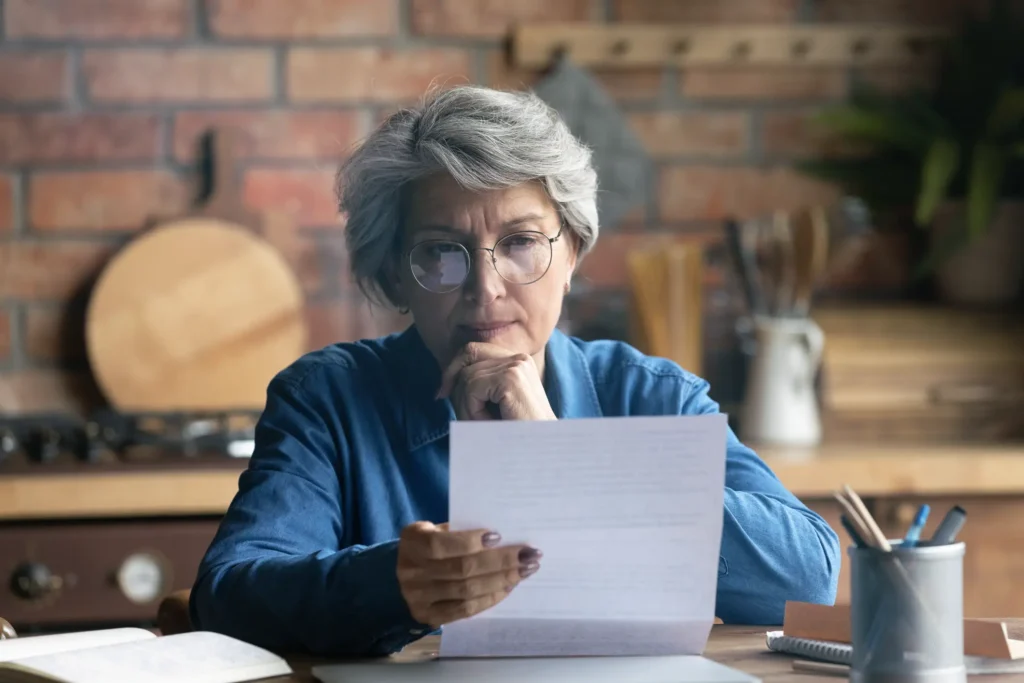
[
  {"xmin": 805, "ymin": 495, "xmax": 1024, "ymax": 618},
  {"xmin": 874, "ymin": 496, "xmax": 1024, "ymax": 618}
]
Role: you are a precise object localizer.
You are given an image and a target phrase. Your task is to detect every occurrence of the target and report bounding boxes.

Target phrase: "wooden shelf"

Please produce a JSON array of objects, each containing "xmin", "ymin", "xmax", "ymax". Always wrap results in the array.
[
  {"xmin": 0, "ymin": 469, "xmax": 244, "ymax": 521},
  {"xmin": 2, "ymin": 443, "xmax": 1023, "ymax": 520},
  {"xmin": 761, "ymin": 443, "xmax": 1024, "ymax": 498},
  {"xmin": 513, "ymin": 23, "xmax": 947, "ymax": 69}
]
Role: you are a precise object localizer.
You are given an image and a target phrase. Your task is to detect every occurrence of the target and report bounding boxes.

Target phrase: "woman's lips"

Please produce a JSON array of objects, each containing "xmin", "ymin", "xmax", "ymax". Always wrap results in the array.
[{"xmin": 460, "ymin": 322, "xmax": 515, "ymax": 340}]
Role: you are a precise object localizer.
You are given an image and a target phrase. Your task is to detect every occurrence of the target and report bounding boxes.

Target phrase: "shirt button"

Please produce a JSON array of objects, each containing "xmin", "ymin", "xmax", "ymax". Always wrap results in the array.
[{"xmin": 410, "ymin": 628, "xmax": 425, "ymax": 635}]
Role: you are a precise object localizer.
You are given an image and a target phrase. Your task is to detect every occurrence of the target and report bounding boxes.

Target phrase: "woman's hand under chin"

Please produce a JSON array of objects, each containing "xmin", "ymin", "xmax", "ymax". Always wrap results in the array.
[{"xmin": 436, "ymin": 342, "xmax": 557, "ymax": 421}]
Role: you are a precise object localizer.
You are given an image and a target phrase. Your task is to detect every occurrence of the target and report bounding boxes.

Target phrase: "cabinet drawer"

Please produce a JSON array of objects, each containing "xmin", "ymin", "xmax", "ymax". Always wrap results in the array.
[{"xmin": 0, "ymin": 518, "xmax": 220, "ymax": 630}]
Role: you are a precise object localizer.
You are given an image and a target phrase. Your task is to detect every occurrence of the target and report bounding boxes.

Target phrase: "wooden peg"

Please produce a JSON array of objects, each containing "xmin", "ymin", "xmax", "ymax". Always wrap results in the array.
[
  {"xmin": 732, "ymin": 40, "xmax": 752, "ymax": 60},
  {"xmin": 791, "ymin": 38, "xmax": 812, "ymax": 58},
  {"xmin": 851, "ymin": 37, "xmax": 872, "ymax": 57}
]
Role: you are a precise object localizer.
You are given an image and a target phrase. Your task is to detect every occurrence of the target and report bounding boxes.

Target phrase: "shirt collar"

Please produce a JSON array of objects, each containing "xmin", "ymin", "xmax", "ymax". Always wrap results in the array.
[{"xmin": 392, "ymin": 325, "xmax": 603, "ymax": 453}]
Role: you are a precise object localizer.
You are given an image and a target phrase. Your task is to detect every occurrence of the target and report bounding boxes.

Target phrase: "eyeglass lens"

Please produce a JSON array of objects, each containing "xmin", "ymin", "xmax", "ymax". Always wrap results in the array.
[{"xmin": 410, "ymin": 232, "xmax": 553, "ymax": 293}]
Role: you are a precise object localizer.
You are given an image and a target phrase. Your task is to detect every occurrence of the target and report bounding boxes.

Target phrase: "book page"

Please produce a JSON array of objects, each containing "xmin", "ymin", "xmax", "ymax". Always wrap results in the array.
[
  {"xmin": 441, "ymin": 414, "xmax": 728, "ymax": 657},
  {"xmin": 1, "ymin": 632, "xmax": 291, "ymax": 683},
  {"xmin": 0, "ymin": 629, "xmax": 154, "ymax": 663}
]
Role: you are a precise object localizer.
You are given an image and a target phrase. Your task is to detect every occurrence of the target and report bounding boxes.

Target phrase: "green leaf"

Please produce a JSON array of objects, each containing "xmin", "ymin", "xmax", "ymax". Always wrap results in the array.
[
  {"xmin": 811, "ymin": 105, "xmax": 932, "ymax": 153},
  {"xmin": 914, "ymin": 138, "xmax": 961, "ymax": 226},
  {"xmin": 795, "ymin": 157, "xmax": 920, "ymax": 209},
  {"xmin": 914, "ymin": 216, "xmax": 970, "ymax": 279},
  {"xmin": 965, "ymin": 142, "xmax": 1006, "ymax": 239},
  {"xmin": 985, "ymin": 87, "xmax": 1024, "ymax": 137}
]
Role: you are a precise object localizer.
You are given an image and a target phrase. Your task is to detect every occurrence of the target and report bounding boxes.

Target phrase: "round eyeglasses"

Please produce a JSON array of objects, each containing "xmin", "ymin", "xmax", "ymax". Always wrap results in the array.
[{"xmin": 408, "ymin": 226, "xmax": 562, "ymax": 294}]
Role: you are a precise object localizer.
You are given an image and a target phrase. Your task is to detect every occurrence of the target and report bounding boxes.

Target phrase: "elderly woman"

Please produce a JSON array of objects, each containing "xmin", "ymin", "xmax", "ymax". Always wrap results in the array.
[{"xmin": 189, "ymin": 85, "xmax": 839, "ymax": 656}]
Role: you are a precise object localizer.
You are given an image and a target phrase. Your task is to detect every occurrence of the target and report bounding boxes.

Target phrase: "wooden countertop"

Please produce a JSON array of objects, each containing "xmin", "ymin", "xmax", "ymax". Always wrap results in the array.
[
  {"xmin": 276, "ymin": 626, "xmax": 1020, "ymax": 683},
  {"xmin": 1, "ymin": 443, "xmax": 1023, "ymax": 521}
]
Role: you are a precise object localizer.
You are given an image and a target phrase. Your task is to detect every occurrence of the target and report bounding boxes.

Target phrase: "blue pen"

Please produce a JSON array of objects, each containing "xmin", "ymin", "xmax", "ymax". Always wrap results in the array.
[{"xmin": 902, "ymin": 504, "xmax": 930, "ymax": 548}]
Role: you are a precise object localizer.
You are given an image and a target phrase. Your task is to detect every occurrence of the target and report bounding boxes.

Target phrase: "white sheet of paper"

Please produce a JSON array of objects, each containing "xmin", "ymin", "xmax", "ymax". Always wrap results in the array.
[
  {"xmin": 0, "ymin": 628, "xmax": 154, "ymax": 662},
  {"xmin": 2, "ymin": 632, "xmax": 292, "ymax": 683},
  {"xmin": 440, "ymin": 414, "xmax": 728, "ymax": 658}
]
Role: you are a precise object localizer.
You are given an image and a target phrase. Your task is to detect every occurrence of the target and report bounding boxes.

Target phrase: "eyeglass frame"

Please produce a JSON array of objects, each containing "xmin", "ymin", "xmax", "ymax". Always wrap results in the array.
[{"xmin": 404, "ymin": 224, "xmax": 564, "ymax": 293}]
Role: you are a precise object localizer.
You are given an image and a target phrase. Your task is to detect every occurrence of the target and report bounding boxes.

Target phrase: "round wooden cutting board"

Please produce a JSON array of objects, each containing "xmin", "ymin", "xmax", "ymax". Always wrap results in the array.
[{"xmin": 85, "ymin": 216, "xmax": 306, "ymax": 412}]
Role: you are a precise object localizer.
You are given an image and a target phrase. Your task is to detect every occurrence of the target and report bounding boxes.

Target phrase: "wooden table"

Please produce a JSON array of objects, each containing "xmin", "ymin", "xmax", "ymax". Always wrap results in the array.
[{"xmin": 272, "ymin": 626, "xmax": 1024, "ymax": 682}]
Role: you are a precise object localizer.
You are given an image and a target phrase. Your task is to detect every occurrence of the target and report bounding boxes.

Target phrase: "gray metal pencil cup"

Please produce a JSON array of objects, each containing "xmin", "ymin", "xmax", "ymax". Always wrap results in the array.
[{"xmin": 850, "ymin": 541, "xmax": 966, "ymax": 683}]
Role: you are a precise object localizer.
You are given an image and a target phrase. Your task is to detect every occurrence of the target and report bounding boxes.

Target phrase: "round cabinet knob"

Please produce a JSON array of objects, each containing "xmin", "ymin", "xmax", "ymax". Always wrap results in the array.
[
  {"xmin": 894, "ymin": 502, "xmax": 918, "ymax": 526},
  {"xmin": 10, "ymin": 562, "xmax": 63, "ymax": 601},
  {"xmin": 0, "ymin": 428, "xmax": 18, "ymax": 464},
  {"xmin": 116, "ymin": 553, "xmax": 170, "ymax": 605},
  {"xmin": 0, "ymin": 617, "xmax": 17, "ymax": 639}
]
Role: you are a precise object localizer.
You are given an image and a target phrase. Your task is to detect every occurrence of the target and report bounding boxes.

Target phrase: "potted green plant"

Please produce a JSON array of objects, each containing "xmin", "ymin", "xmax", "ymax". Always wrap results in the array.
[{"xmin": 799, "ymin": 0, "xmax": 1024, "ymax": 306}]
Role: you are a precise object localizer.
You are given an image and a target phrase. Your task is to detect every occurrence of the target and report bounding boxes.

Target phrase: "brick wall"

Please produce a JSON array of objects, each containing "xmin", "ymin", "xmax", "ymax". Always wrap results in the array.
[{"xmin": 0, "ymin": 0, "xmax": 953, "ymax": 415}]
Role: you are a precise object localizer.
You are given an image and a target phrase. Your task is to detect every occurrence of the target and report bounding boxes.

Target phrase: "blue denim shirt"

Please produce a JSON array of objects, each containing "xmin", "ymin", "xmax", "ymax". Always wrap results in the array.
[{"xmin": 190, "ymin": 325, "xmax": 839, "ymax": 656}]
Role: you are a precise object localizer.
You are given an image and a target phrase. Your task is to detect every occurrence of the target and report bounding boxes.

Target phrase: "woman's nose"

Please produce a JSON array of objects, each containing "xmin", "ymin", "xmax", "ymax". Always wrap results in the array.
[{"xmin": 464, "ymin": 249, "xmax": 506, "ymax": 302}]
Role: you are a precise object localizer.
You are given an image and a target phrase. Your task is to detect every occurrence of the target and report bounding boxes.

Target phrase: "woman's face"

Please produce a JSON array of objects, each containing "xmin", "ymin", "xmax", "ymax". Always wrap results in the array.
[{"xmin": 395, "ymin": 173, "xmax": 577, "ymax": 369}]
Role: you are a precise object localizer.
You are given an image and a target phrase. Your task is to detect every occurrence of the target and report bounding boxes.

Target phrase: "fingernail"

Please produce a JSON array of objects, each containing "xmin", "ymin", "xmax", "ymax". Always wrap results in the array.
[
  {"xmin": 519, "ymin": 562, "xmax": 540, "ymax": 578},
  {"xmin": 518, "ymin": 547, "xmax": 542, "ymax": 563},
  {"xmin": 481, "ymin": 531, "xmax": 501, "ymax": 547}
]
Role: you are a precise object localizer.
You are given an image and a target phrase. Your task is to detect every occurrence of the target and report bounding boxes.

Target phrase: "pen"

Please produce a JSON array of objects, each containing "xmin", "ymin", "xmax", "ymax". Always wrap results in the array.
[
  {"xmin": 928, "ymin": 505, "xmax": 967, "ymax": 546},
  {"xmin": 902, "ymin": 504, "xmax": 930, "ymax": 548},
  {"xmin": 839, "ymin": 514, "xmax": 867, "ymax": 548}
]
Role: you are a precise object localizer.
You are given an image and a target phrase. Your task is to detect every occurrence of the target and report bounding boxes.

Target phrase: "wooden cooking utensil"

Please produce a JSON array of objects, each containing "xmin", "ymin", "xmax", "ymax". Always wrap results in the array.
[
  {"xmin": 790, "ymin": 205, "xmax": 830, "ymax": 318},
  {"xmin": 85, "ymin": 129, "xmax": 307, "ymax": 412},
  {"xmin": 627, "ymin": 243, "xmax": 703, "ymax": 374}
]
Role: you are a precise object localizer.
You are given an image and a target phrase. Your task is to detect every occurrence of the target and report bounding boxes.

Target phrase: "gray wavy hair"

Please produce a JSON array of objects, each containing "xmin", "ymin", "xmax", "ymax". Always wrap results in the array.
[{"xmin": 337, "ymin": 85, "xmax": 600, "ymax": 308}]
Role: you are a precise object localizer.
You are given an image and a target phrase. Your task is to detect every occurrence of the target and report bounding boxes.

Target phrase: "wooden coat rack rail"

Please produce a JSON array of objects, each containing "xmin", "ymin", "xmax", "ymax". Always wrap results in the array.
[{"xmin": 512, "ymin": 23, "xmax": 948, "ymax": 69}]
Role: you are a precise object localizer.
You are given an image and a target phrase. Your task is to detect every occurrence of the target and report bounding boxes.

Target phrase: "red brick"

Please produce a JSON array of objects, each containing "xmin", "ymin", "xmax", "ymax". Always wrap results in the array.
[
  {"xmin": 658, "ymin": 166, "xmax": 842, "ymax": 222},
  {"xmin": 412, "ymin": 0, "xmax": 596, "ymax": 37},
  {"xmin": 487, "ymin": 49, "xmax": 662, "ymax": 102},
  {"xmin": 260, "ymin": 211, "xmax": 328, "ymax": 295},
  {"xmin": 305, "ymin": 300, "xmax": 410, "ymax": 350},
  {"xmin": 852, "ymin": 67, "xmax": 937, "ymax": 94},
  {"xmin": 243, "ymin": 168, "xmax": 340, "ymax": 227},
  {"xmin": 577, "ymin": 231, "xmax": 723, "ymax": 290},
  {"xmin": 173, "ymin": 110, "xmax": 365, "ymax": 163},
  {"xmin": 24, "ymin": 305, "xmax": 90, "ymax": 364},
  {"xmin": 682, "ymin": 67, "xmax": 848, "ymax": 101},
  {"xmin": 29, "ymin": 171, "xmax": 187, "ymax": 232},
  {"xmin": 5, "ymin": 0, "xmax": 189, "ymax": 39},
  {"xmin": 0, "ymin": 52, "xmax": 68, "ymax": 104},
  {"xmin": 0, "ymin": 176, "xmax": 13, "ymax": 233},
  {"xmin": 83, "ymin": 49, "xmax": 274, "ymax": 104},
  {"xmin": 816, "ymin": 0, "xmax": 974, "ymax": 23},
  {"xmin": 761, "ymin": 110, "xmax": 869, "ymax": 159},
  {"xmin": 0, "ymin": 242, "xmax": 116, "ymax": 301},
  {"xmin": 0, "ymin": 310, "xmax": 11, "ymax": 361},
  {"xmin": 0, "ymin": 370, "xmax": 103, "ymax": 416},
  {"xmin": 614, "ymin": 0, "xmax": 799, "ymax": 21},
  {"xmin": 0, "ymin": 114, "xmax": 160, "ymax": 165},
  {"xmin": 208, "ymin": 0, "xmax": 397, "ymax": 38},
  {"xmin": 629, "ymin": 112, "xmax": 749, "ymax": 158},
  {"xmin": 288, "ymin": 48, "xmax": 472, "ymax": 103}
]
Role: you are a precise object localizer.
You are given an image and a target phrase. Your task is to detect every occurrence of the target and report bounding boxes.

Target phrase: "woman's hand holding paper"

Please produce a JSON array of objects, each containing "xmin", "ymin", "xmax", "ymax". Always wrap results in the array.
[{"xmin": 396, "ymin": 522, "xmax": 542, "ymax": 627}]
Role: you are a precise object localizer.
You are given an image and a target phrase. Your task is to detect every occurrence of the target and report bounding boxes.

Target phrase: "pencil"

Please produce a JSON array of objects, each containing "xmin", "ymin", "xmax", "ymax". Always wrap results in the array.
[{"xmin": 792, "ymin": 659, "xmax": 849, "ymax": 676}]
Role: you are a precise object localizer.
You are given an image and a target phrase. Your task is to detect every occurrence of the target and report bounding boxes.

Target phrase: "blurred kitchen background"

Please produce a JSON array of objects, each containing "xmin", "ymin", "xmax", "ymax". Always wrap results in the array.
[{"xmin": 1, "ymin": 0, "xmax": 1023, "ymax": 636}]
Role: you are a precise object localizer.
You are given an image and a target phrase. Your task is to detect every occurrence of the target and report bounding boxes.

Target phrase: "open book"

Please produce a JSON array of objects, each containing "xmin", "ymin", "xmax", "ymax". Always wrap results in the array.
[{"xmin": 0, "ymin": 627, "xmax": 291, "ymax": 683}]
